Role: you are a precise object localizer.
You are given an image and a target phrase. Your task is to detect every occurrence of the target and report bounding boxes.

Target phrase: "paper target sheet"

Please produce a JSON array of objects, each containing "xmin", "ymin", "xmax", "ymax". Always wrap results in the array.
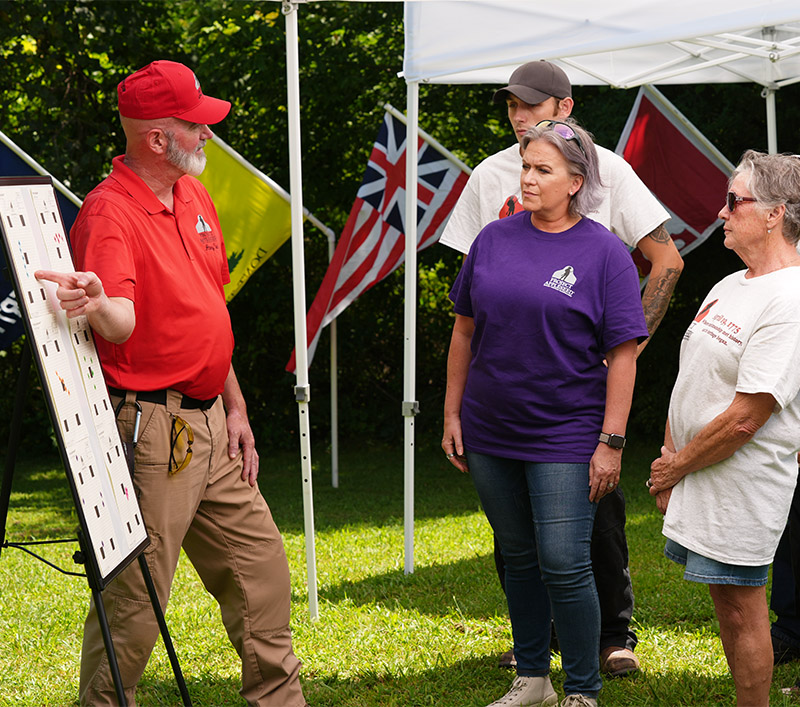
[{"xmin": 0, "ymin": 178, "xmax": 148, "ymax": 586}]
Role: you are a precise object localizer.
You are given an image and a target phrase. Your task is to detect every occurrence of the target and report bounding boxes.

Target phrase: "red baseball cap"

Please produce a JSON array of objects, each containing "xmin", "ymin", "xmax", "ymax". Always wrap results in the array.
[{"xmin": 117, "ymin": 60, "xmax": 231, "ymax": 125}]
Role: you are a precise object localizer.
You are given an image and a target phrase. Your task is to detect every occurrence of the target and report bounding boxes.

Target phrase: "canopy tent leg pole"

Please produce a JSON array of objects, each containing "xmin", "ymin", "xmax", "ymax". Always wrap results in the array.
[
  {"xmin": 283, "ymin": 0, "xmax": 319, "ymax": 620},
  {"xmin": 764, "ymin": 87, "xmax": 777, "ymax": 155},
  {"xmin": 403, "ymin": 79, "xmax": 420, "ymax": 576}
]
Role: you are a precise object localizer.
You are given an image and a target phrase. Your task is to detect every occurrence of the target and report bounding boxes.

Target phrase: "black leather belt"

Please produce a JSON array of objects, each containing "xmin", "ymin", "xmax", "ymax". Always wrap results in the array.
[{"xmin": 107, "ymin": 386, "xmax": 218, "ymax": 411}]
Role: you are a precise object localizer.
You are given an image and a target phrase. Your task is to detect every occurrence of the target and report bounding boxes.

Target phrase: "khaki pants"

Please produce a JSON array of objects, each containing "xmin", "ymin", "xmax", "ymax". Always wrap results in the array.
[{"xmin": 80, "ymin": 391, "xmax": 304, "ymax": 707}]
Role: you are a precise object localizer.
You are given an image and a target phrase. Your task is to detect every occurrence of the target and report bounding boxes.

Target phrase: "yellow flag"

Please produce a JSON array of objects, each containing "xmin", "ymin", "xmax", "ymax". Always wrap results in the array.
[{"xmin": 198, "ymin": 138, "xmax": 292, "ymax": 302}]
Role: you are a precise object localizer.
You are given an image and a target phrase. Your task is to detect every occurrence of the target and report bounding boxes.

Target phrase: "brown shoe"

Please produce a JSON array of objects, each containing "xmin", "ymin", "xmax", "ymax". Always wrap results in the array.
[
  {"xmin": 498, "ymin": 648, "xmax": 516, "ymax": 669},
  {"xmin": 599, "ymin": 646, "xmax": 640, "ymax": 677}
]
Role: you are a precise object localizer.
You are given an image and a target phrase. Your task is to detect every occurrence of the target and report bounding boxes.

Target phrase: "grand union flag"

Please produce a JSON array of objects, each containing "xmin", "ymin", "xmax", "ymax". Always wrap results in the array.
[{"xmin": 287, "ymin": 110, "xmax": 469, "ymax": 371}]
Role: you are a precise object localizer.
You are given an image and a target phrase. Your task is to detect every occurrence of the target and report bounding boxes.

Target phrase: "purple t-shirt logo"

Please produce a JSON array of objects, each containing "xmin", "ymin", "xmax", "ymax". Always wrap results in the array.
[{"xmin": 544, "ymin": 266, "xmax": 577, "ymax": 297}]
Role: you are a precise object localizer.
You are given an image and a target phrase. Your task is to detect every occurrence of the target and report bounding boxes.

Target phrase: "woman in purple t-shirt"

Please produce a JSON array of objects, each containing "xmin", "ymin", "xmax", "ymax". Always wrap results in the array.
[{"xmin": 443, "ymin": 120, "xmax": 648, "ymax": 707}]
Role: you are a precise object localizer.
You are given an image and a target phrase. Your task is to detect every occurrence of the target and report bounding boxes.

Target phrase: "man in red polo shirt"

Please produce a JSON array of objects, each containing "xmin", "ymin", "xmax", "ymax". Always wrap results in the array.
[{"xmin": 36, "ymin": 61, "xmax": 307, "ymax": 707}]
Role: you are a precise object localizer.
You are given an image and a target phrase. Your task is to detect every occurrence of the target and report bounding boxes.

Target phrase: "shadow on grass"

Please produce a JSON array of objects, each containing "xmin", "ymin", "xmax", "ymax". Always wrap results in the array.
[
  {"xmin": 2, "ymin": 454, "xmax": 79, "ymax": 539},
  {"xmin": 308, "ymin": 543, "xmax": 721, "ymax": 638},
  {"xmin": 2, "ymin": 443, "xmax": 486, "ymax": 538},
  {"xmin": 1, "ymin": 443, "xmax": 731, "ymax": 636},
  {"xmin": 260, "ymin": 444, "xmax": 486, "ymax": 536},
  {"xmin": 310, "ymin": 553, "xmax": 505, "ymax": 620},
  {"xmin": 136, "ymin": 659, "xmax": 793, "ymax": 707},
  {"xmin": 135, "ymin": 657, "xmax": 535, "ymax": 707},
  {"xmin": 266, "ymin": 438, "xmax": 667, "ymax": 536},
  {"xmin": 134, "ymin": 674, "xmax": 241, "ymax": 707},
  {"xmin": 0, "ymin": 438, "xmax": 669, "ymax": 539},
  {"xmin": 338, "ymin": 664, "xmax": 790, "ymax": 707},
  {"xmin": 599, "ymin": 668, "xmax": 742, "ymax": 707}
]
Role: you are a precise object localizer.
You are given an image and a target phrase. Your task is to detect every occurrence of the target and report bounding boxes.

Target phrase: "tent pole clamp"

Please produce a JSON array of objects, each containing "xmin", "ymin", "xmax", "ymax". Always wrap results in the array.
[
  {"xmin": 282, "ymin": 0, "xmax": 307, "ymax": 14},
  {"xmin": 294, "ymin": 385, "xmax": 311, "ymax": 403},
  {"xmin": 402, "ymin": 401, "xmax": 419, "ymax": 417}
]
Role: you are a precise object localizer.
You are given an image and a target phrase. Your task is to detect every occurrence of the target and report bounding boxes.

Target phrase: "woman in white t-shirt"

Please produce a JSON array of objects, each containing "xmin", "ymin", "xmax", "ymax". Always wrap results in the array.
[{"xmin": 648, "ymin": 150, "xmax": 800, "ymax": 707}]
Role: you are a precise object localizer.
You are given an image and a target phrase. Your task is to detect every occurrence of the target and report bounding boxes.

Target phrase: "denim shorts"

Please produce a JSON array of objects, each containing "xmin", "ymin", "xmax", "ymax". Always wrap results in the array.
[{"xmin": 664, "ymin": 538, "xmax": 769, "ymax": 586}]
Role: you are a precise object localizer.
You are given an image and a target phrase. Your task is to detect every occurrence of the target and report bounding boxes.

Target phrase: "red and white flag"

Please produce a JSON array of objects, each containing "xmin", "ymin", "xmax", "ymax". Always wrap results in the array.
[
  {"xmin": 287, "ymin": 108, "xmax": 469, "ymax": 372},
  {"xmin": 616, "ymin": 85, "xmax": 734, "ymax": 278}
]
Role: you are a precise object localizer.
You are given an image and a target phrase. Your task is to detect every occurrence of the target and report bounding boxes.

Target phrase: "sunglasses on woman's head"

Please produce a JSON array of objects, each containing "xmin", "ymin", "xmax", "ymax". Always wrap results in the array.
[
  {"xmin": 535, "ymin": 120, "xmax": 587, "ymax": 158},
  {"xmin": 726, "ymin": 191, "xmax": 757, "ymax": 212}
]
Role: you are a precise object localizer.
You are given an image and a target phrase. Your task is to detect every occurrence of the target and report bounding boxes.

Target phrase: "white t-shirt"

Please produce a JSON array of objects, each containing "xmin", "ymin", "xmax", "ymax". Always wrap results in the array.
[
  {"xmin": 663, "ymin": 268, "xmax": 800, "ymax": 565},
  {"xmin": 439, "ymin": 143, "xmax": 669, "ymax": 253}
]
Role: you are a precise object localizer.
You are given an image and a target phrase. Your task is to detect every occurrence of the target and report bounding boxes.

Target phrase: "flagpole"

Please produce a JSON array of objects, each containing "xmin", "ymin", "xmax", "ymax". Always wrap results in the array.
[
  {"xmin": 384, "ymin": 104, "xmax": 472, "ymax": 176},
  {"xmin": 328, "ymin": 234, "xmax": 339, "ymax": 489},
  {"xmin": 403, "ymin": 81, "xmax": 420, "ymax": 576},
  {"xmin": 208, "ymin": 135, "xmax": 335, "ymax": 240},
  {"xmin": 0, "ymin": 129, "xmax": 83, "ymax": 208},
  {"xmin": 283, "ymin": 0, "xmax": 319, "ymax": 620}
]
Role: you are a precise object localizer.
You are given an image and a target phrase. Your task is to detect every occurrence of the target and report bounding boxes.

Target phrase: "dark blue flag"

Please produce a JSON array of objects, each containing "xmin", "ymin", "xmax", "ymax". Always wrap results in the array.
[{"xmin": 0, "ymin": 133, "xmax": 81, "ymax": 350}]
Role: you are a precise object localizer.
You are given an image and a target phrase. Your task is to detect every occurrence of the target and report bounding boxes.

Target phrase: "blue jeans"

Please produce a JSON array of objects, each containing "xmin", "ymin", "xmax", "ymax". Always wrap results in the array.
[
  {"xmin": 467, "ymin": 451, "xmax": 602, "ymax": 698},
  {"xmin": 664, "ymin": 538, "xmax": 769, "ymax": 586}
]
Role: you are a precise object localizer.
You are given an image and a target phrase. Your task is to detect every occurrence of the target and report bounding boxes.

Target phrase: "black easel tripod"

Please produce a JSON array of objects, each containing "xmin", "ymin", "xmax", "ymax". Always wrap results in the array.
[{"xmin": 0, "ymin": 343, "xmax": 192, "ymax": 707}]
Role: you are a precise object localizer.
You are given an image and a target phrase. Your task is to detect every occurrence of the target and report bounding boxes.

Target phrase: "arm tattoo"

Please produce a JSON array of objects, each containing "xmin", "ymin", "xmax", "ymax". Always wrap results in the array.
[
  {"xmin": 638, "ymin": 223, "xmax": 682, "ymax": 337},
  {"xmin": 645, "ymin": 224, "xmax": 671, "ymax": 244},
  {"xmin": 642, "ymin": 267, "xmax": 681, "ymax": 335}
]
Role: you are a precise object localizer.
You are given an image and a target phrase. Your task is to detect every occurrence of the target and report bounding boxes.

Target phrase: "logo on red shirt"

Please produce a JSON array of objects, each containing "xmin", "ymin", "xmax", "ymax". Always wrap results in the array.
[
  {"xmin": 195, "ymin": 213, "xmax": 218, "ymax": 251},
  {"xmin": 499, "ymin": 195, "xmax": 522, "ymax": 219}
]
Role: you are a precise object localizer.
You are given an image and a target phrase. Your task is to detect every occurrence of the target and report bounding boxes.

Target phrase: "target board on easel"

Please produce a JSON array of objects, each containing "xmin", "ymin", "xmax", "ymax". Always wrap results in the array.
[{"xmin": 0, "ymin": 176, "xmax": 148, "ymax": 588}]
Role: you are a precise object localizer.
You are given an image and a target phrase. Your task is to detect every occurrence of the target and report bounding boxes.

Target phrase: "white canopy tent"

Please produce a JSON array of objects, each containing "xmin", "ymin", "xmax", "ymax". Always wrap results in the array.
[
  {"xmin": 403, "ymin": 1, "xmax": 800, "ymax": 151},
  {"xmin": 281, "ymin": 0, "xmax": 800, "ymax": 616},
  {"xmin": 397, "ymin": 0, "xmax": 800, "ymax": 575}
]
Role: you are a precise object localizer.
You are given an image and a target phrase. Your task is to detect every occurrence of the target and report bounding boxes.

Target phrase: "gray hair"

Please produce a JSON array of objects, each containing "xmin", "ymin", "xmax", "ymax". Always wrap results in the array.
[
  {"xmin": 733, "ymin": 150, "xmax": 800, "ymax": 245},
  {"xmin": 520, "ymin": 118, "xmax": 603, "ymax": 218}
]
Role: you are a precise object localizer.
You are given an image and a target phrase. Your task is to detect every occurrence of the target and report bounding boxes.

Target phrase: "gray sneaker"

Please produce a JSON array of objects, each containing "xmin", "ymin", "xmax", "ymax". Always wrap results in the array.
[
  {"xmin": 486, "ymin": 675, "xmax": 558, "ymax": 707},
  {"xmin": 561, "ymin": 696, "xmax": 597, "ymax": 707}
]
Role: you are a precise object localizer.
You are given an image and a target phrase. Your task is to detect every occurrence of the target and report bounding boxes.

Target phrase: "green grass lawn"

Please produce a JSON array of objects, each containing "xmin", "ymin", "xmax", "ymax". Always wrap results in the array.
[{"xmin": 1, "ymin": 439, "xmax": 798, "ymax": 706}]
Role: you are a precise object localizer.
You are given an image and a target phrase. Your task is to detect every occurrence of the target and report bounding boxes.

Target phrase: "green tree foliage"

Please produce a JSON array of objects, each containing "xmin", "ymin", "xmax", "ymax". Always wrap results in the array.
[{"xmin": 1, "ymin": 1, "xmax": 799, "ymax": 453}]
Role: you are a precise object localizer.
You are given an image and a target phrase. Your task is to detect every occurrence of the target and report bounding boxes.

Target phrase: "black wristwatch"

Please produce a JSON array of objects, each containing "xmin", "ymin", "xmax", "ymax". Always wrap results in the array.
[{"xmin": 598, "ymin": 432, "xmax": 626, "ymax": 449}]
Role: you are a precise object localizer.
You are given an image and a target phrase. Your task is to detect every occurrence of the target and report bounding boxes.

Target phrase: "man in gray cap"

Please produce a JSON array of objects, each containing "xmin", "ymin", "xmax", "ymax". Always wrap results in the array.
[{"xmin": 440, "ymin": 60, "xmax": 684, "ymax": 678}]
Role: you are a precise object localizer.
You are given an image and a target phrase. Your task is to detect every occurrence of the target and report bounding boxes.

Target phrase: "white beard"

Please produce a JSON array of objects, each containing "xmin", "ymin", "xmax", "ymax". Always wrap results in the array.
[{"xmin": 165, "ymin": 132, "xmax": 207, "ymax": 176}]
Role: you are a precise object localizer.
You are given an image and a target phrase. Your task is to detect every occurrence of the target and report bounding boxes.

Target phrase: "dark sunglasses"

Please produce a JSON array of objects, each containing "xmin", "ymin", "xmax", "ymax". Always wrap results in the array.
[
  {"xmin": 726, "ymin": 191, "xmax": 758, "ymax": 212},
  {"xmin": 535, "ymin": 120, "xmax": 587, "ymax": 158}
]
